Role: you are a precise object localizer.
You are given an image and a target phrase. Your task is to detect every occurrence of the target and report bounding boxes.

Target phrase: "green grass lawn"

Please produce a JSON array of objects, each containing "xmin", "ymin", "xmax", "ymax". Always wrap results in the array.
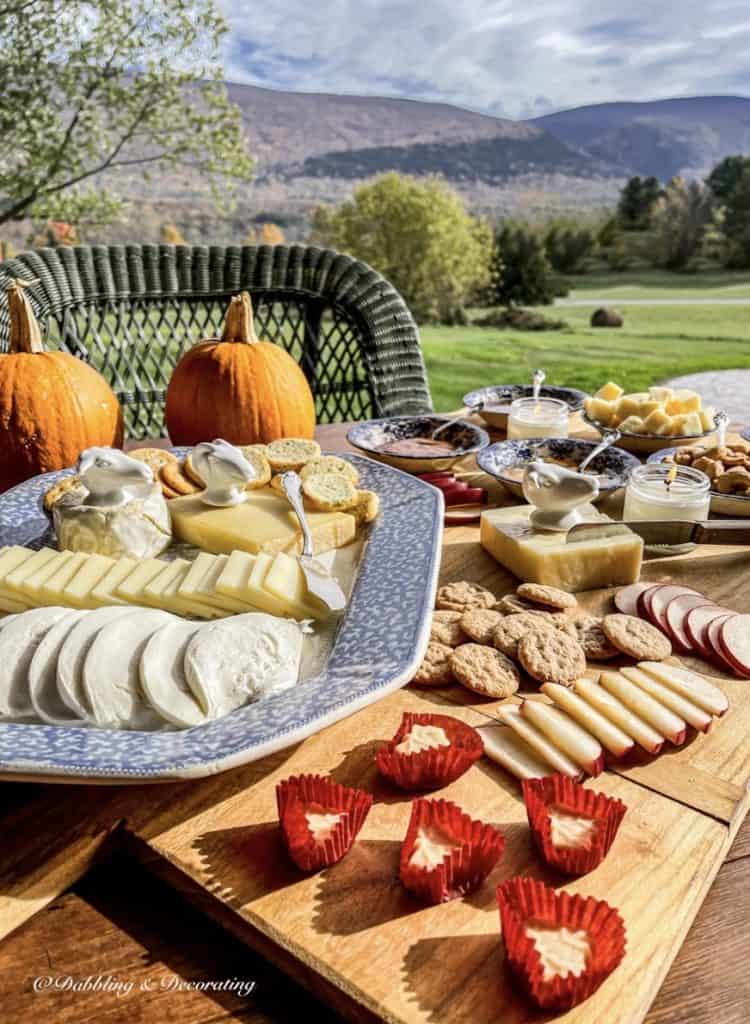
[
  {"xmin": 561, "ymin": 268, "xmax": 750, "ymax": 301},
  {"xmin": 420, "ymin": 303, "xmax": 750, "ymax": 410}
]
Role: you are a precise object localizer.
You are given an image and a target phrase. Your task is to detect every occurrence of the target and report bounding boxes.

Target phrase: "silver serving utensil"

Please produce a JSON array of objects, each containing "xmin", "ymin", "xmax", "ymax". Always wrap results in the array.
[
  {"xmin": 566, "ymin": 519, "xmax": 750, "ymax": 546},
  {"xmin": 281, "ymin": 472, "xmax": 347, "ymax": 613},
  {"xmin": 578, "ymin": 428, "xmax": 622, "ymax": 473},
  {"xmin": 431, "ymin": 401, "xmax": 485, "ymax": 440},
  {"xmin": 532, "ymin": 368, "xmax": 546, "ymax": 401}
]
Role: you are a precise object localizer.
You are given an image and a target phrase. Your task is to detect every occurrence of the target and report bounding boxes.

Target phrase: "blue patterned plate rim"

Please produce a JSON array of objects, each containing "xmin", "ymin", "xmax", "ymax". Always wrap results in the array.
[
  {"xmin": 477, "ymin": 437, "xmax": 640, "ymax": 491},
  {"xmin": 647, "ymin": 447, "xmax": 750, "ymax": 501},
  {"xmin": 0, "ymin": 451, "xmax": 443, "ymax": 781},
  {"xmin": 463, "ymin": 384, "xmax": 588, "ymax": 411}
]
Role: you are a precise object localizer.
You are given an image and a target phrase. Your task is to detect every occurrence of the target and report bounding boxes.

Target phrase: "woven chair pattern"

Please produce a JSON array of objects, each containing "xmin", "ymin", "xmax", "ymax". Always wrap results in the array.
[{"xmin": 0, "ymin": 244, "xmax": 432, "ymax": 439}]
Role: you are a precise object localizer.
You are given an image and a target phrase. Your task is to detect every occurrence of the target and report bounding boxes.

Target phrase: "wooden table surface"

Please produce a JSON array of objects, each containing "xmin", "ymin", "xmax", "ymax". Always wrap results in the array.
[{"xmin": 1, "ymin": 420, "xmax": 749, "ymax": 1024}]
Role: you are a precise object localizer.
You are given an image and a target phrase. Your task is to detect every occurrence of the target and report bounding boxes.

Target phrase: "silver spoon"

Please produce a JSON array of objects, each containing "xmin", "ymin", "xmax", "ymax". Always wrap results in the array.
[
  {"xmin": 579, "ymin": 428, "xmax": 621, "ymax": 473},
  {"xmin": 532, "ymin": 368, "xmax": 546, "ymax": 401},
  {"xmin": 431, "ymin": 400, "xmax": 485, "ymax": 440},
  {"xmin": 281, "ymin": 472, "xmax": 347, "ymax": 614}
]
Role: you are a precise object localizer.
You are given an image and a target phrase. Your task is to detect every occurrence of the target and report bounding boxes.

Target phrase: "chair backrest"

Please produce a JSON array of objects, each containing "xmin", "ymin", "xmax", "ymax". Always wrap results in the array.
[{"xmin": 0, "ymin": 244, "xmax": 432, "ymax": 439}]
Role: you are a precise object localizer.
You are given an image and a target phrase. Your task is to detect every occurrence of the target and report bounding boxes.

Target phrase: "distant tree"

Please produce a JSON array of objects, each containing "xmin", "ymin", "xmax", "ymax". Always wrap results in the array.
[
  {"xmin": 544, "ymin": 221, "xmax": 595, "ymax": 274},
  {"xmin": 0, "ymin": 0, "xmax": 253, "ymax": 228},
  {"xmin": 311, "ymin": 173, "xmax": 491, "ymax": 323},
  {"xmin": 650, "ymin": 178, "xmax": 715, "ymax": 269},
  {"xmin": 617, "ymin": 176, "xmax": 663, "ymax": 229},
  {"xmin": 706, "ymin": 156, "xmax": 750, "ymax": 202},
  {"xmin": 489, "ymin": 224, "xmax": 556, "ymax": 307},
  {"xmin": 722, "ymin": 165, "xmax": 750, "ymax": 267},
  {"xmin": 160, "ymin": 223, "xmax": 187, "ymax": 245}
]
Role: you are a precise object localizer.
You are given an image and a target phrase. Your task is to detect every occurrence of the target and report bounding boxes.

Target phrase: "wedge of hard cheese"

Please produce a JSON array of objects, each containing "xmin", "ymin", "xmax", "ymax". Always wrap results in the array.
[
  {"xmin": 169, "ymin": 487, "xmax": 356, "ymax": 557},
  {"xmin": 480, "ymin": 504, "xmax": 642, "ymax": 592}
]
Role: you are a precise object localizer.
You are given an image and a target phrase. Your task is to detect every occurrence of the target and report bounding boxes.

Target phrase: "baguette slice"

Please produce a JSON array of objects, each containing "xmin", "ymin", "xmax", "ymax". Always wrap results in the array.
[
  {"xmin": 573, "ymin": 678, "xmax": 664, "ymax": 754},
  {"xmin": 599, "ymin": 670, "xmax": 687, "ymax": 745},
  {"xmin": 542, "ymin": 682, "xmax": 634, "ymax": 758},
  {"xmin": 302, "ymin": 472, "xmax": 358, "ymax": 512},
  {"xmin": 638, "ymin": 661, "xmax": 729, "ymax": 717},
  {"xmin": 497, "ymin": 706, "xmax": 584, "ymax": 780},
  {"xmin": 478, "ymin": 723, "xmax": 555, "ymax": 781},
  {"xmin": 620, "ymin": 666, "xmax": 712, "ymax": 732}
]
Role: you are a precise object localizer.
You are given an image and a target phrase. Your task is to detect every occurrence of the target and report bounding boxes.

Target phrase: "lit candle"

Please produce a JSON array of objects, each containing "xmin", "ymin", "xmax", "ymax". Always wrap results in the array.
[
  {"xmin": 623, "ymin": 463, "xmax": 711, "ymax": 522},
  {"xmin": 507, "ymin": 397, "xmax": 569, "ymax": 440}
]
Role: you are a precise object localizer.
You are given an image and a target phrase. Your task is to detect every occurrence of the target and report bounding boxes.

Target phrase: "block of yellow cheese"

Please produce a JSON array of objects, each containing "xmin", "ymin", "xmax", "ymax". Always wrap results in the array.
[
  {"xmin": 115, "ymin": 558, "xmax": 169, "ymax": 604},
  {"xmin": 169, "ymin": 487, "xmax": 356, "ymax": 556},
  {"xmin": 480, "ymin": 505, "xmax": 643, "ymax": 592},
  {"xmin": 216, "ymin": 550, "xmax": 301, "ymax": 619},
  {"xmin": 143, "ymin": 559, "xmax": 223, "ymax": 619},
  {"xmin": 0, "ymin": 546, "xmax": 35, "ymax": 608},
  {"xmin": 264, "ymin": 551, "xmax": 328, "ymax": 621}
]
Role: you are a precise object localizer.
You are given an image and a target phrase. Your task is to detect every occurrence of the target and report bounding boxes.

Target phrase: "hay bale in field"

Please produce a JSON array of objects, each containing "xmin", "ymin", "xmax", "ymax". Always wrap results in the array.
[{"xmin": 591, "ymin": 307, "xmax": 623, "ymax": 327}]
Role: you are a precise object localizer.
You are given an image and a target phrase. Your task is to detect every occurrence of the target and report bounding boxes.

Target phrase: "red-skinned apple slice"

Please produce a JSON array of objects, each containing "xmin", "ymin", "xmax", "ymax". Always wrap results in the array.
[
  {"xmin": 719, "ymin": 615, "xmax": 750, "ymax": 679},
  {"xmin": 638, "ymin": 662, "xmax": 729, "ymax": 717},
  {"xmin": 599, "ymin": 670, "xmax": 687, "ymax": 745},
  {"xmin": 615, "ymin": 582, "xmax": 654, "ymax": 618},
  {"xmin": 647, "ymin": 584, "xmax": 701, "ymax": 633},
  {"xmin": 572, "ymin": 678, "xmax": 664, "ymax": 754},
  {"xmin": 664, "ymin": 594, "xmax": 712, "ymax": 654},
  {"xmin": 620, "ymin": 666, "xmax": 712, "ymax": 732},
  {"xmin": 541, "ymin": 683, "xmax": 634, "ymax": 758},
  {"xmin": 708, "ymin": 614, "xmax": 739, "ymax": 674},
  {"xmin": 519, "ymin": 699, "xmax": 604, "ymax": 776},
  {"xmin": 685, "ymin": 604, "xmax": 729, "ymax": 661},
  {"xmin": 497, "ymin": 706, "xmax": 584, "ymax": 780}
]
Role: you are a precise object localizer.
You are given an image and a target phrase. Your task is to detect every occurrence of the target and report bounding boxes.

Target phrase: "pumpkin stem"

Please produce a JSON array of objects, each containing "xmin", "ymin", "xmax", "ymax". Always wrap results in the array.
[
  {"xmin": 7, "ymin": 279, "xmax": 45, "ymax": 354},
  {"xmin": 221, "ymin": 291, "xmax": 259, "ymax": 345}
]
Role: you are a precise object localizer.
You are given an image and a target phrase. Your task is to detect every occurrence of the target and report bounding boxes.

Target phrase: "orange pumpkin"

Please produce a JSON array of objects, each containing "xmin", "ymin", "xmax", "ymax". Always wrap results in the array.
[
  {"xmin": 0, "ymin": 280, "xmax": 124, "ymax": 492},
  {"xmin": 165, "ymin": 292, "xmax": 316, "ymax": 446}
]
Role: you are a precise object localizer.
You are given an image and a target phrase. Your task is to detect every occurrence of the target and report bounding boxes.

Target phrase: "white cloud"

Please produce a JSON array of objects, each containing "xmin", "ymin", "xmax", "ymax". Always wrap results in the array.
[{"xmin": 218, "ymin": 0, "xmax": 750, "ymax": 117}]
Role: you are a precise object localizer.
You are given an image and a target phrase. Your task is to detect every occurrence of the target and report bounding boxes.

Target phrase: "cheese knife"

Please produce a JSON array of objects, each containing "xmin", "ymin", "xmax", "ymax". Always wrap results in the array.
[
  {"xmin": 281, "ymin": 472, "xmax": 347, "ymax": 614},
  {"xmin": 567, "ymin": 520, "xmax": 750, "ymax": 546}
]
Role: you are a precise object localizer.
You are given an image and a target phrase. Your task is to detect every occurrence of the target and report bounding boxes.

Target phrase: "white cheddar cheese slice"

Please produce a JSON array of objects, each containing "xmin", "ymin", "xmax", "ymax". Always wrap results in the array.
[
  {"xmin": 216, "ymin": 551, "xmax": 290, "ymax": 619},
  {"xmin": 3, "ymin": 547, "xmax": 58, "ymax": 598},
  {"xmin": 90, "ymin": 557, "xmax": 137, "ymax": 607},
  {"xmin": 0, "ymin": 595, "xmax": 27, "ymax": 614},
  {"xmin": 116, "ymin": 558, "xmax": 169, "ymax": 604},
  {"xmin": 264, "ymin": 551, "xmax": 327, "ymax": 620},
  {"xmin": 61, "ymin": 554, "xmax": 116, "ymax": 609},
  {"xmin": 145, "ymin": 560, "xmax": 225, "ymax": 620},
  {"xmin": 179, "ymin": 553, "xmax": 256, "ymax": 614},
  {"xmin": 0, "ymin": 607, "xmax": 71, "ymax": 717},
  {"xmin": 39, "ymin": 552, "xmax": 89, "ymax": 604},
  {"xmin": 0, "ymin": 547, "xmax": 35, "ymax": 605},
  {"xmin": 215, "ymin": 550, "xmax": 256, "ymax": 598},
  {"xmin": 28, "ymin": 609, "xmax": 87, "ymax": 724},
  {"xmin": 20, "ymin": 551, "xmax": 74, "ymax": 602}
]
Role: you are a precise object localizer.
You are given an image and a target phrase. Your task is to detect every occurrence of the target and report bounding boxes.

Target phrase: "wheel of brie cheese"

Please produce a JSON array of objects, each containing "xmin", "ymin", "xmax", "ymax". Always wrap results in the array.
[
  {"xmin": 28, "ymin": 610, "xmax": 86, "ymax": 725},
  {"xmin": 57, "ymin": 606, "xmax": 141, "ymax": 721},
  {"xmin": 184, "ymin": 613, "xmax": 304, "ymax": 719},
  {"xmin": 0, "ymin": 607, "xmax": 71, "ymax": 718},
  {"xmin": 140, "ymin": 620, "xmax": 208, "ymax": 729},
  {"xmin": 83, "ymin": 608, "xmax": 176, "ymax": 730}
]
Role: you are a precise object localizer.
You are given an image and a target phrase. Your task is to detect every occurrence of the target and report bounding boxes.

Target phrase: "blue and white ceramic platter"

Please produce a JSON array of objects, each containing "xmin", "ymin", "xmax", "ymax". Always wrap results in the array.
[{"xmin": 0, "ymin": 451, "xmax": 443, "ymax": 782}]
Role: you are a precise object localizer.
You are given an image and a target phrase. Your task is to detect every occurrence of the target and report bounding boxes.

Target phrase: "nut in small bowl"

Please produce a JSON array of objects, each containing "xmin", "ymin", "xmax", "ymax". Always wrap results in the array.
[
  {"xmin": 477, "ymin": 437, "xmax": 640, "ymax": 501},
  {"xmin": 346, "ymin": 416, "xmax": 489, "ymax": 474},
  {"xmin": 463, "ymin": 384, "xmax": 588, "ymax": 430},
  {"xmin": 648, "ymin": 442, "xmax": 750, "ymax": 517}
]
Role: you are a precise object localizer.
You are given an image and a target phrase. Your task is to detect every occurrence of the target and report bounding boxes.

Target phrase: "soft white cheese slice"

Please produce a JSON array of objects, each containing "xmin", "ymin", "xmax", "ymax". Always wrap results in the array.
[
  {"xmin": 140, "ymin": 620, "xmax": 207, "ymax": 729},
  {"xmin": 0, "ymin": 607, "xmax": 72, "ymax": 718},
  {"xmin": 83, "ymin": 608, "xmax": 175, "ymax": 729},
  {"xmin": 395, "ymin": 724, "xmax": 450, "ymax": 756},
  {"xmin": 57, "ymin": 606, "xmax": 141, "ymax": 720},
  {"xmin": 525, "ymin": 924, "xmax": 590, "ymax": 982},
  {"xmin": 408, "ymin": 824, "xmax": 463, "ymax": 870},
  {"xmin": 184, "ymin": 613, "xmax": 303, "ymax": 719},
  {"xmin": 305, "ymin": 810, "xmax": 343, "ymax": 841},
  {"xmin": 28, "ymin": 610, "xmax": 87, "ymax": 724},
  {"xmin": 548, "ymin": 808, "xmax": 599, "ymax": 850}
]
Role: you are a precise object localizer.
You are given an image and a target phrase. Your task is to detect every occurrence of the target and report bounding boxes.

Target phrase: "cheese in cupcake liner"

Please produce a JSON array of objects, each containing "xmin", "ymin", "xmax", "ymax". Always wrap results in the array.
[
  {"xmin": 276, "ymin": 774, "xmax": 373, "ymax": 871},
  {"xmin": 376, "ymin": 712, "xmax": 483, "ymax": 791},
  {"xmin": 399, "ymin": 797, "xmax": 505, "ymax": 904},
  {"xmin": 522, "ymin": 774, "xmax": 627, "ymax": 875},
  {"xmin": 497, "ymin": 876, "xmax": 626, "ymax": 1011}
]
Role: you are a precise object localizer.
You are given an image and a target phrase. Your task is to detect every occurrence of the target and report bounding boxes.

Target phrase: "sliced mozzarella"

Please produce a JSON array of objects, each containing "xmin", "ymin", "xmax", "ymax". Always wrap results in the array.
[
  {"xmin": 140, "ymin": 620, "xmax": 207, "ymax": 729},
  {"xmin": 29, "ymin": 610, "xmax": 87, "ymax": 724},
  {"xmin": 184, "ymin": 613, "xmax": 303, "ymax": 719},
  {"xmin": 478, "ymin": 723, "xmax": 556, "ymax": 780},
  {"xmin": 620, "ymin": 666, "xmax": 712, "ymax": 732},
  {"xmin": 497, "ymin": 706, "xmax": 583, "ymax": 780},
  {"xmin": 572, "ymin": 678, "xmax": 664, "ymax": 754},
  {"xmin": 57, "ymin": 606, "xmax": 141, "ymax": 720},
  {"xmin": 541, "ymin": 683, "xmax": 634, "ymax": 758},
  {"xmin": 599, "ymin": 670, "xmax": 687, "ymax": 745},
  {"xmin": 0, "ymin": 607, "xmax": 71, "ymax": 718},
  {"xmin": 519, "ymin": 699, "xmax": 604, "ymax": 776},
  {"xmin": 638, "ymin": 661, "xmax": 729, "ymax": 717},
  {"xmin": 83, "ymin": 609, "xmax": 175, "ymax": 730}
]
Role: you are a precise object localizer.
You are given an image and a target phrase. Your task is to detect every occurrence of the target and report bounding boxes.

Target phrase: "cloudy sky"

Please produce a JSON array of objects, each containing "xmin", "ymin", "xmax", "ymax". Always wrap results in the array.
[{"xmin": 219, "ymin": 0, "xmax": 750, "ymax": 118}]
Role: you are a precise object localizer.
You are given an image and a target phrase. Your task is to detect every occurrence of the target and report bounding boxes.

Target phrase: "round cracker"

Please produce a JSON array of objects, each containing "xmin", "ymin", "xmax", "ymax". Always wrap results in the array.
[
  {"xmin": 517, "ymin": 583, "xmax": 577, "ymax": 611},
  {"xmin": 492, "ymin": 613, "xmax": 556, "ymax": 658},
  {"xmin": 160, "ymin": 461, "xmax": 201, "ymax": 496},
  {"xmin": 449, "ymin": 643, "xmax": 520, "ymax": 699},
  {"xmin": 436, "ymin": 580, "xmax": 495, "ymax": 613},
  {"xmin": 412, "ymin": 642, "xmax": 455, "ymax": 687},
  {"xmin": 602, "ymin": 613, "xmax": 672, "ymax": 661},
  {"xmin": 430, "ymin": 611, "xmax": 467, "ymax": 648},
  {"xmin": 517, "ymin": 630, "xmax": 587, "ymax": 684},
  {"xmin": 43, "ymin": 475, "xmax": 85, "ymax": 513},
  {"xmin": 459, "ymin": 608, "xmax": 505, "ymax": 646}
]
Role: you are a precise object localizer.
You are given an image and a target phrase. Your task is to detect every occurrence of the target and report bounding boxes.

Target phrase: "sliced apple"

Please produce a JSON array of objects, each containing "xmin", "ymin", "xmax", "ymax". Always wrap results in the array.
[
  {"xmin": 620, "ymin": 666, "xmax": 712, "ymax": 732},
  {"xmin": 599, "ymin": 670, "xmax": 687, "ymax": 745},
  {"xmin": 572, "ymin": 678, "xmax": 664, "ymax": 754},
  {"xmin": 638, "ymin": 661, "xmax": 729, "ymax": 717},
  {"xmin": 519, "ymin": 699, "xmax": 604, "ymax": 776},
  {"xmin": 614, "ymin": 582, "xmax": 653, "ymax": 618},
  {"xmin": 664, "ymin": 594, "xmax": 710, "ymax": 654},
  {"xmin": 541, "ymin": 683, "xmax": 634, "ymax": 758},
  {"xmin": 719, "ymin": 615, "xmax": 750, "ymax": 679},
  {"xmin": 478, "ymin": 723, "xmax": 555, "ymax": 781},
  {"xmin": 497, "ymin": 706, "xmax": 583, "ymax": 780}
]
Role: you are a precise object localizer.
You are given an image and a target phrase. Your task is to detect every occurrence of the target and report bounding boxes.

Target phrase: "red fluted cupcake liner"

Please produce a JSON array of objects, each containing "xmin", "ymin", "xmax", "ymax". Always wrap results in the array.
[
  {"xmin": 376, "ymin": 712, "xmax": 483, "ymax": 791},
  {"xmin": 522, "ymin": 774, "xmax": 627, "ymax": 875},
  {"xmin": 400, "ymin": 796, "xmax": 505, "ymax": 904},
  {"xmin": 497, "ymin": 876, "xmax": 626, "ymax": 1011},
  {"xmin": 276, "ymin": 773, "xmax": 373, "ymax": 872}
]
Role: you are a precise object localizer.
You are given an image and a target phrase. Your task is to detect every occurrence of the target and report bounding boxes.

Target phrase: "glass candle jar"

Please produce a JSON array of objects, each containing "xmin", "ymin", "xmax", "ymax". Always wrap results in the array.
[
  {"xmin": 507, "ymin": 397, "xmax": 569, "ymax": 440},
  {"xmin": 623, "ymin": 464, "xmax": 711, "ymax": 522}
]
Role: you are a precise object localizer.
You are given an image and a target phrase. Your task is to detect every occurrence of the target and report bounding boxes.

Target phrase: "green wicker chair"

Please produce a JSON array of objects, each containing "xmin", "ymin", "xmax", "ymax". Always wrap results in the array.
[{"xmin": 0, "ymin": 244, "xmax": 432, "ymax": 439}]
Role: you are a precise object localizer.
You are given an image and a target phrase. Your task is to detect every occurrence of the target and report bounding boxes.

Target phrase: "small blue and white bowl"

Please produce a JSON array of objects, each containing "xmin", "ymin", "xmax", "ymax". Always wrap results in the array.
[
  {"xmin": 347, "ymin": 415, "xmax": 489, "ymax": 474},
  {"xmin": 464, "ymin": 384, "xmax": 588, "ymax": 430},
  {"xmin": 477, "ymin": 437, "xmax": 640, "ymax": 501}
]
